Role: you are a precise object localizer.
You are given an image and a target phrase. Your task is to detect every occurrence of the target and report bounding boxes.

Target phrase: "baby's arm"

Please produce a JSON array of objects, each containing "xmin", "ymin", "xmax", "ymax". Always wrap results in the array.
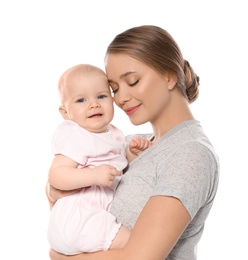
[
  {"xmin": 126, "ymin": 136, "xmax": 152, "ymax": 162},
  {"xmin": 48, "ymin": 154, "xmax": 122, "ymax": 190}
]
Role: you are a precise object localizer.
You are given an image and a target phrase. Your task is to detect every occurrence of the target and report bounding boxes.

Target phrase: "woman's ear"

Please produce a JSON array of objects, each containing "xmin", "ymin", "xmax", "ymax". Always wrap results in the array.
[
  {"xmin": 166, "ymin": 73, "xmax": 177, "ymax": 91},
  {"xmin": 59, "ymin": 106, "xmax": 69, "ymax": 119}
]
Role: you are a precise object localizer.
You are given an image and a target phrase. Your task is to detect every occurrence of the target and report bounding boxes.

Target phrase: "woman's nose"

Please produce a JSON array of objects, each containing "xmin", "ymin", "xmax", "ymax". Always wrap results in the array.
[{"xmin": 116, "ymin": 87, "xmax": 131, "ymax": 105}]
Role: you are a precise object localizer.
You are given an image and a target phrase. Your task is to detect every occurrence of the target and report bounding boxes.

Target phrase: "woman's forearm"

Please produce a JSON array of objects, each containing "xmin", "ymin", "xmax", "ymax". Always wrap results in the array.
[{"xmin": 49, "ymin": 248, "xmax": 123, "ymax": 260}]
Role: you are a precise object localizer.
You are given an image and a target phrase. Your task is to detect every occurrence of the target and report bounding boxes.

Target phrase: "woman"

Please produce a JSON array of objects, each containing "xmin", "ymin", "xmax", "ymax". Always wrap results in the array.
[{"xmin": 48, "ymin": 25, "xmax": 219, "ymax": 260}]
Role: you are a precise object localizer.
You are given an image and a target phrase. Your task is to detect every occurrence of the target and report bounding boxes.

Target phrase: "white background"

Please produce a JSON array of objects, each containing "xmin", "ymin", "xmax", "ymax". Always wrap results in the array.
[{"xmin": 0, "ymin": 1, "xmax": 247, "ymax": 259}]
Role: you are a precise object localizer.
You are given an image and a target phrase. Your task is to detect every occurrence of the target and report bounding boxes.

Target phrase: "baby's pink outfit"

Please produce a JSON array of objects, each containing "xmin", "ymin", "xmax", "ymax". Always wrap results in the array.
[{"xmin": 47, "ymin": 120, "xmax": 128, "ymax": 255}]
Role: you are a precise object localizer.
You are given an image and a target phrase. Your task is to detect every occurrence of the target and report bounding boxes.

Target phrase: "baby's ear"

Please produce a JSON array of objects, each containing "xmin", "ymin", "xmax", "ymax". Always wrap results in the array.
[{"xmin": 59, "ymin": 106, "xmax": 69, "ymax": 119}]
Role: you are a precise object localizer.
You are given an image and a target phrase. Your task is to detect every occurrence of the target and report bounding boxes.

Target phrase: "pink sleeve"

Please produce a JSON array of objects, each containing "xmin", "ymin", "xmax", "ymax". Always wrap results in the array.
[{"xmin": 51, "ymin": 120, "xmax": 92, "ymax": 165}]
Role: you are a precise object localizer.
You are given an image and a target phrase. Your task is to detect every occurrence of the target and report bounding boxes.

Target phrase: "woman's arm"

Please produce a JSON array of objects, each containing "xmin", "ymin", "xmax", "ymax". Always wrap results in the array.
[
  {"xmin": 49, "ymin": 195, "xmax": 191, "ymax": 260},
  {"xmin": 46, "ymin": 182, "xmax": 81, "ymax": 210}
]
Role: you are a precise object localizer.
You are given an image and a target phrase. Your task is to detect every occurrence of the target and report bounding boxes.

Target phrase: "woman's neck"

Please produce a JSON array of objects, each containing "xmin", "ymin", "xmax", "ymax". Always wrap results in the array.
[{"xmin": 151, "ymin": 96, "xmax": 194, "ymax": 143}]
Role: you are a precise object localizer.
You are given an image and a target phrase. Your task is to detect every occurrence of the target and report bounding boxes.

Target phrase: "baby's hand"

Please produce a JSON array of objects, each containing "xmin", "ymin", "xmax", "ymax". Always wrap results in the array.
[
  {"xmin": 129, "ymin": 136, "xmax": 152, "ymax": 156},
  {"xmin": 93, "ymin": 164, "xmax": 121, "ymax": 187}
]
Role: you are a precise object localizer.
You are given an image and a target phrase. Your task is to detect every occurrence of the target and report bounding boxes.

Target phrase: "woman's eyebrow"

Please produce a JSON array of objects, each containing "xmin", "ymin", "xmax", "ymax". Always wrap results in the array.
[
  {"xmin": 120, "ymin": 71, "xmax": 136, "ymax": 79},
  {"xmin": 108, "ymin": 71, "xmax": 136, "ymax": 83}
]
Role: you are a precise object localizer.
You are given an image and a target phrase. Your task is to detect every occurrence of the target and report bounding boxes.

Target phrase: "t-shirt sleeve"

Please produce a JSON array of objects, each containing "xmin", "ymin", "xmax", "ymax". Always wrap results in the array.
[
  {"xmin": 51, "ymin": 121, "xmax": 90, "ymax": 165},
  {"xmin": 152, "ymin": 141, "xmax": 218, "ymax": 219}
]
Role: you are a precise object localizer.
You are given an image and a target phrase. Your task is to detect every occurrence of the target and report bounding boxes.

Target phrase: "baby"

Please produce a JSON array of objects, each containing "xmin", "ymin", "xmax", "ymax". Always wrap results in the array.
[{"xmin": 47, "ymin": 64, "xmax": 151, "ymax": 255}]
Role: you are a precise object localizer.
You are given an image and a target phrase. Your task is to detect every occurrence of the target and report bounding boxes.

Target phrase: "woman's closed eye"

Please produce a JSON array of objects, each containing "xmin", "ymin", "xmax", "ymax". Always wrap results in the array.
[
  {"xmin": 111, "ymin": 80, "xmax": 139, "ymax": 94},
  {"xmin": 129, "ymin": 80, "xmax": 139, "ymax": 87}
]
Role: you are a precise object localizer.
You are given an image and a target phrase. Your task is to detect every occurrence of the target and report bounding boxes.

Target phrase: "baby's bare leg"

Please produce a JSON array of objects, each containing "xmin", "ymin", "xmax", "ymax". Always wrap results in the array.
[{"xmin": 110, "ymin": 226, "xmax": 130, "ymax": 249}]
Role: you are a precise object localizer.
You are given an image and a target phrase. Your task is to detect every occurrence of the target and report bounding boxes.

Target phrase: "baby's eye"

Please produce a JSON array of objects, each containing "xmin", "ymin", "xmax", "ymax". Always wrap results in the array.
[
  {"xmin": 98, "ymin": 94, "xmax": 107, "ymax": 99},
  {"xmin": 76, "ymin": 98, "xmax": 86, "ymax": 103}
]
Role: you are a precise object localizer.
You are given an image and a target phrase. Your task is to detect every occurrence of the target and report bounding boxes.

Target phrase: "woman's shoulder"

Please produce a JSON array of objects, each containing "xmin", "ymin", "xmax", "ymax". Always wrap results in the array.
[{"xmin": 125, "ymin": 133, "xmax": 154, "ymax": 143}]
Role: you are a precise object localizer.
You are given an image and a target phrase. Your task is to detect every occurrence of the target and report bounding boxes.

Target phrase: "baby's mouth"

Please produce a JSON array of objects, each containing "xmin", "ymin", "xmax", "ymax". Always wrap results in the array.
[{"xmin": 88, "ymin": 113, "xmax": 103, "ymax": 118}]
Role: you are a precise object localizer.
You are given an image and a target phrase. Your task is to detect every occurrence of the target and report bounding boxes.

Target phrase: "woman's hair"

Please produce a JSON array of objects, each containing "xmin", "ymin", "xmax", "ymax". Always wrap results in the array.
[{"xmin": 106, "ymin": 25, "xmax": 199, "ymax": 103}]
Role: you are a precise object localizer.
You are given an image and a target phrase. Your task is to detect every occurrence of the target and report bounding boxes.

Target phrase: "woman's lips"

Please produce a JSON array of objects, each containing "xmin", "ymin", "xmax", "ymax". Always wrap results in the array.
[{"xmin": 124, "ymin": 104, "xmax": 141, "ymax": 115}]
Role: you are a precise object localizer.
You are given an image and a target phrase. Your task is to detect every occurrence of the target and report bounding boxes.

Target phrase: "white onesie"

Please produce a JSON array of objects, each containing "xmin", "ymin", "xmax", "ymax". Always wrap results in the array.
[{"xmin": 47, "ymin": 120, "xmax": 128, "ymax": 255}]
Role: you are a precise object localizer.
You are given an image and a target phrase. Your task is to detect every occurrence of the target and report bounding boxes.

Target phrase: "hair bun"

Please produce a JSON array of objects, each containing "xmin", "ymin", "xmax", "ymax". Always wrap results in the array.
[{"xmin": 184, "ymin": 60, "xmax": 200, "ymax": 103}]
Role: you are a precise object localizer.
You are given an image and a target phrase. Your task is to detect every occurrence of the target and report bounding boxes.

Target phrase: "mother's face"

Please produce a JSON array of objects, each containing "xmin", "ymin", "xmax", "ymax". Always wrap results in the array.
[{"xmin": 105, "ymin": 53, "xmax": 175, "ymax": 126}]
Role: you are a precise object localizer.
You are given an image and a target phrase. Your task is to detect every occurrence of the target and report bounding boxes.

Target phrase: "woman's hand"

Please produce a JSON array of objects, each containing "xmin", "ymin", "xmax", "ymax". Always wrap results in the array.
[
  {"xmin": 49, "ymin": 249, "xmax": 75, "ymax": 259},
  {"xmin": 49, "ymin": 248, "xmax": 123, "ymax": 260},
  {"xmin": 49, "ymin": 249, "xmax": 64, "ymax": 260},
  {"xmin": 46, "ymin": 182, "xmax": 81, "ymax": 209},
  {"xmin": 50, "ymin": 249, "xmax": 83, "ymax": 259}
]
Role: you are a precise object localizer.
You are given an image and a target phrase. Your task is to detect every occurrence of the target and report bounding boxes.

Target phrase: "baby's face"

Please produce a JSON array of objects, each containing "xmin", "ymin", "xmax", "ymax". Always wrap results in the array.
[{"xmin": 61, "ymin": 72, "xmax": 114, "ymax": 133}]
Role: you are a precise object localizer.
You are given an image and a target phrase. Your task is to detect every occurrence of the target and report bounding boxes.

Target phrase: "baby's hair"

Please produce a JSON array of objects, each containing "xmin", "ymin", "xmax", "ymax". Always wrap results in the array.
[{"xmin": 58, "ymin": 64, "xmax": 106, "ymax": 102}]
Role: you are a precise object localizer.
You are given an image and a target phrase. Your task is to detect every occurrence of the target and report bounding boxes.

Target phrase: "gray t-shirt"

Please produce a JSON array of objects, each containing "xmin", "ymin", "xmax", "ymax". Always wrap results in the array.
[{"xmin": 110, "ymin": 120, "xmax": 219, "ymax": 260}]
